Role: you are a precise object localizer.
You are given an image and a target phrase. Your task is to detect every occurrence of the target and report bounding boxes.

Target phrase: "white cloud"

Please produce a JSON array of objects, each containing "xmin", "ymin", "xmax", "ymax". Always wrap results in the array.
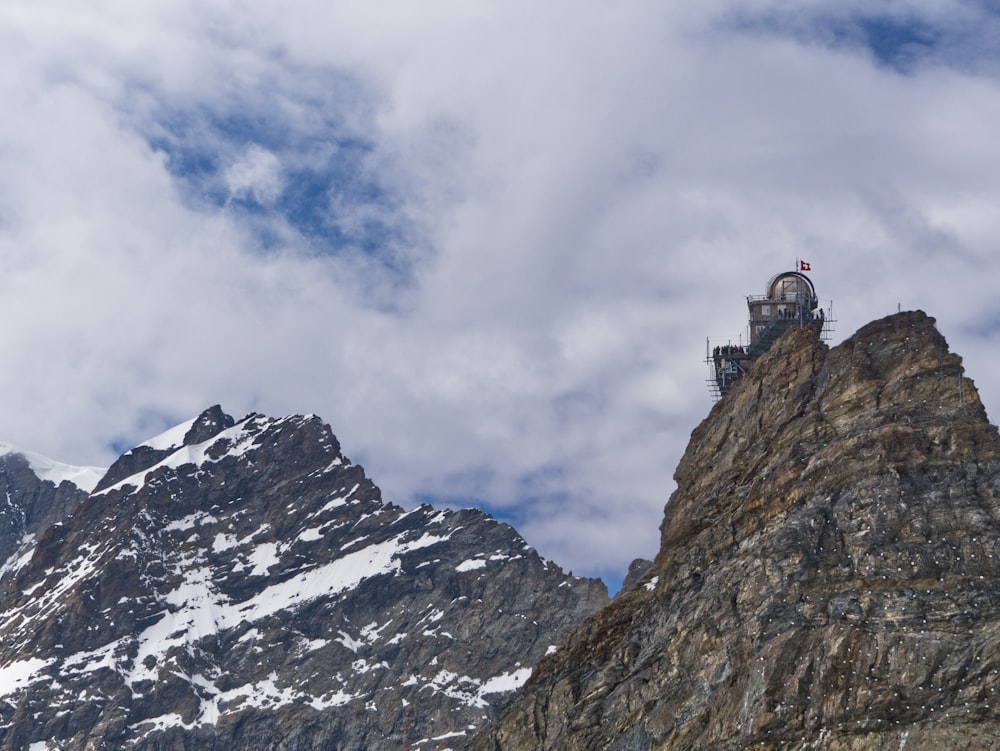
[
  {"xmin": 0, "ymin": 0, "xmax": 999, "ymax": 590},
  {"xmin": 225, "ymin": 145, "xmax": 284, "ymax": 205}
]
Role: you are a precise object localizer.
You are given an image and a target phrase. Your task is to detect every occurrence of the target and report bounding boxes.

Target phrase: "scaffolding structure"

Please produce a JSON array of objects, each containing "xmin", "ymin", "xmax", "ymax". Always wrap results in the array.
[{"xmin": 706, "ymin": 271, "xmax": 835, "ymax": 401}]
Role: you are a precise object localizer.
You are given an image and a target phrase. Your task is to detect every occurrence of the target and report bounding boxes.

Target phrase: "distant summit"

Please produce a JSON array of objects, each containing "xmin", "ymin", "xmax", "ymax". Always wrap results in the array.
[
  {"xmin": 0, "ymin": 407, "xmax": 608, "ymax": 750},
  {"xmin": 473, "ymin": 311, "xmax": 1000, "ymax": 750}
]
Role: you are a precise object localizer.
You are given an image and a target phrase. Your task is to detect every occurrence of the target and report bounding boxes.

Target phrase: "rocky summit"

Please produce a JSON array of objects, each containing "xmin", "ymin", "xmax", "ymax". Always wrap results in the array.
[
  {"xmin": 471, "ymin": 310, "xmax": 1000, "ymax": 750},
  {"xmin": 0, "ymin": 407, "xmax": 608, "ymax": 750}
]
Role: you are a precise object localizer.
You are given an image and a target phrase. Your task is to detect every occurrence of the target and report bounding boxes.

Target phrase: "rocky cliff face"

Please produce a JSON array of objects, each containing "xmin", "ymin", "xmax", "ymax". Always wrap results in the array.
[
  {"xmin": 0, "ymin": 452, "xmax": 90, "ymax": 564},
  {"xmin": 471, "ymin": 310, "xmax": 1000, "ymax": 750},
  {"xmin": 0, "ymin": 408, "xmax": 608, "ymax": 750}
]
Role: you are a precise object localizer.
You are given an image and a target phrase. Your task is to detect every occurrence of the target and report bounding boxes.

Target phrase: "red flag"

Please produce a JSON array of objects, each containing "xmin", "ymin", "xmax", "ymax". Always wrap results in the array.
[{"xmin": 800, "ymin": 260, "xmax": 811, "ymax": 272}]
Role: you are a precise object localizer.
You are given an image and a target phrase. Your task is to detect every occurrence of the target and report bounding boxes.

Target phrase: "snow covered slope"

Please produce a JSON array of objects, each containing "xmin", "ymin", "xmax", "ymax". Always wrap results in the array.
[
  {"xmin": 0, "ymin": 407, "xmax": 608, "ymax": 750},
  {"xmin": 0, "ymin": 441, "xmax": 105, "ymax": 492}
]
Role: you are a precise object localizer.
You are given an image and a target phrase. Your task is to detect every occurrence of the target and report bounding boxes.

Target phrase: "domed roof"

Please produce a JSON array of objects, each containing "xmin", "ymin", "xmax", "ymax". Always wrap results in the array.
[{"xmin": 766, "ymin": 271, "xmax": 817, "ymax": 308}]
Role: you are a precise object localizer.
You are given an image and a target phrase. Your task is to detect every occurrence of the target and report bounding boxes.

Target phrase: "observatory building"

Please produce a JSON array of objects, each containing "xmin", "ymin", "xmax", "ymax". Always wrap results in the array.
[{"xmin": 708, "ymin": 270, "xmax": 831, "ymax": 400}]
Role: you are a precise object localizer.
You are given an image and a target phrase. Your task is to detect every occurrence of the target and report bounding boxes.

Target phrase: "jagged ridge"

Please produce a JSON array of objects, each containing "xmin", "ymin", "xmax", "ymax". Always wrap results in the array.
[{"xmin": 0, "ymin": 407, "xmax": 609, "ymax": 750}]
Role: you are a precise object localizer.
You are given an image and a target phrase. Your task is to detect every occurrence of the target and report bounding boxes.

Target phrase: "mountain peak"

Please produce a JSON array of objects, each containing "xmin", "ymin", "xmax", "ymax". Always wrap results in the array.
[
  {"xmin": 95, "ymin": 408, "xmax": 272, "ymax": 493},
  {"xmin": 472, "ymin": 311, "xmax": 1000, "ymax": 750},
  {"xmin": 0, "ymin": 406, "xmax": 608, "ymax": 750},
  {"xmin": 666, "ymin": 309, "xmax": 996, "ymax": 555},
  {"xmin": 180, "ymin": 403, "xmax": 237, "ymax": 446},
  {"xmin": 136, "ymin": 404, "xmax": 238, "ymax": 454}
]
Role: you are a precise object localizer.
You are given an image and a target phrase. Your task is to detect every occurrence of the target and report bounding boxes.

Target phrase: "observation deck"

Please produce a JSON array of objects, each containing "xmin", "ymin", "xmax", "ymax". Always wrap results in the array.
[{"xmin": 707, "ymin": 271, "xmax": 833, "ymax": 400}]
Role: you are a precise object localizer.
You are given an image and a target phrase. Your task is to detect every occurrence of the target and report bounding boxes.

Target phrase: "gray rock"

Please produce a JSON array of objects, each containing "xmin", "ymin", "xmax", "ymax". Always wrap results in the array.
[
  {"xmin": 470, "ymin": 310, "xmax": 1000, "ymax": 750},
  {"xmin": 0, "ymin": 452, "xmax": 87, "ymax": 563},
  {"xmin": 0, "ymin": 408, "xmax": 608, "ymax": 750},
  {"xmin": 620, "ymin": 559, "xmax": 655, "ymax": 593}
]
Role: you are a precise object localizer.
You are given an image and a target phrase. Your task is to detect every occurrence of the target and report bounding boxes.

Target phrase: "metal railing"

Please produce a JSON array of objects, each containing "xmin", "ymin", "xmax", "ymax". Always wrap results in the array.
[{"xmin": 704, "ymin": 302, "xmax": 836, "ymax": 402}]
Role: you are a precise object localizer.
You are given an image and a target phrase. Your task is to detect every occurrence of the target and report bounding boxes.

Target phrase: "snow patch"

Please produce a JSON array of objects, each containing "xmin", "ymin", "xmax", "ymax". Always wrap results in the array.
[
  {"xmin": 164, "ymin": 512, "xmax": 218, "ymax": 533},
  {"xmin": 247, "ymin": 542, "xmax": 280, "ymax": 576},
  {"xmin": 0, "ymin": 657, "xmax": 50, "ymax": 698},
  {"xmin": 336, "ymin": 631, "xmax": 363, "ymax": 653},
  {"xmin": 233, "ymin": 535, "xmax": 422, "ymax": 622},
  {"xmin": 415, "ymin": 665, "xmax": 533, "ymax": 709},
  {"xmin": 479, "ymin": 667, "xmax": 532, "ymax": 695},
  {"xmin": 217, "ymin": 673, "xmax": 301, "ymax": 711},
  {"xmin": 0, "ymin": 534, "xmax": 36, "ymax": 579},
  {"xmin": 351, "ymin": 658, "xmax": 389, "ymax": 674},
  {"xmin": 308, "ymin": 689, "xmax": 357, "ymax": 710},
  {"xmin": 456, "ymin": 559, "xmax": 487, "ymax": 572},
  {"xmin": 213, "ymin": 532, "xmax": 238, "ymax": 552},
  {"xmin": 360, "ymin": 621, "xmax": 392, "ymax": 642},
  {"xmin": 415, "ymin": 730, "xmax": 467, "ymax": 746},
  {"xmin": 138, "ymin": 417, "xmax": 198, "ymax": 452},
  {"xmin": 298, "ymin": 526, "xmax": 324, "ymax": 542},
  {"xmin": 132, "ymin": 712, "xmax": 188, "ymax": 733},
  {"xmin": 63, "ymin": 640, "xmax": 121, "ymax": 676},
  {"xmin": 298, "ymin": 638, "xmax": 328, "ymax": 653}
]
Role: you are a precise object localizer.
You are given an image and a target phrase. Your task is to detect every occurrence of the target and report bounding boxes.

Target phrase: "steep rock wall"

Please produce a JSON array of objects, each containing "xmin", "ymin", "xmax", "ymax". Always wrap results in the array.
[{"xmin": 471, "ymin": 311, "xmax": 1000, "ymax": 750}]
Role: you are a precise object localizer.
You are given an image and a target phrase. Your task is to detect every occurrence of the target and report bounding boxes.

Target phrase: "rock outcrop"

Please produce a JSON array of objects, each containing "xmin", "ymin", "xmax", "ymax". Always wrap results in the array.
[
  {"xmin": 0, "ymin": 408, "xmax": 609, "ymax": 750},
  {"xmin": 0, "ymin": 453, "xmax": 92, "ymax": 564},
  {"xmin": 471, "ymin": 310, "xmax": 1000, "ymax": 750}
]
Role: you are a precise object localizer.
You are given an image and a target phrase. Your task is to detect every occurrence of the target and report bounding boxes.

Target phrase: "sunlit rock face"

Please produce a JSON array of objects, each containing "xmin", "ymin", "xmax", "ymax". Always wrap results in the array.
[
  {"xmin": 471, "ymin": 310, "xmax": 1000, "ymax": 751},
  {"xmin": 0, "ymin": 407, "xmax": 608, "ymax": 750}
]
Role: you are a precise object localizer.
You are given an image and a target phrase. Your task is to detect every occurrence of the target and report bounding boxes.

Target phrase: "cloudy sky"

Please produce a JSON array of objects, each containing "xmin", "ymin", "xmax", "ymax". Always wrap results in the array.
[{"xmin": 2, "ymin": 0, "xmax": 1000, "ymax": 591}]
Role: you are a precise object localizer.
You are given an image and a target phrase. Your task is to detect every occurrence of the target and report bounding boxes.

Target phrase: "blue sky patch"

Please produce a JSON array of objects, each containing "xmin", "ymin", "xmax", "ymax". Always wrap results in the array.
[
  {"xmin": 855, "ymin": 17, "xmax": 940, "ymax": 70},
  {"xmin": 141, "ymin": 76, "xmax": 417, "ymax": 290},
  {"xmin": 724, "ymin": 5, "xmax": 1000, "ymax": 74}
]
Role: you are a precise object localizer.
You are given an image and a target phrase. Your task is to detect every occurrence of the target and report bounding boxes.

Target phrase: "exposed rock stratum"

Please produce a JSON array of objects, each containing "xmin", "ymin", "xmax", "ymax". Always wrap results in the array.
[{"xmin": 471, "ymin": 310, "xmax": 1000, "ymax": 750}]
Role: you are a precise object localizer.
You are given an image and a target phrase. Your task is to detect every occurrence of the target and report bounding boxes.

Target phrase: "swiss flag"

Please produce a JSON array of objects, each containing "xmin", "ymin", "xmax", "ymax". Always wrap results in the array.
[{"xmin": 800, "ymin": 260, "xmax": 811, "ymax": 272}]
